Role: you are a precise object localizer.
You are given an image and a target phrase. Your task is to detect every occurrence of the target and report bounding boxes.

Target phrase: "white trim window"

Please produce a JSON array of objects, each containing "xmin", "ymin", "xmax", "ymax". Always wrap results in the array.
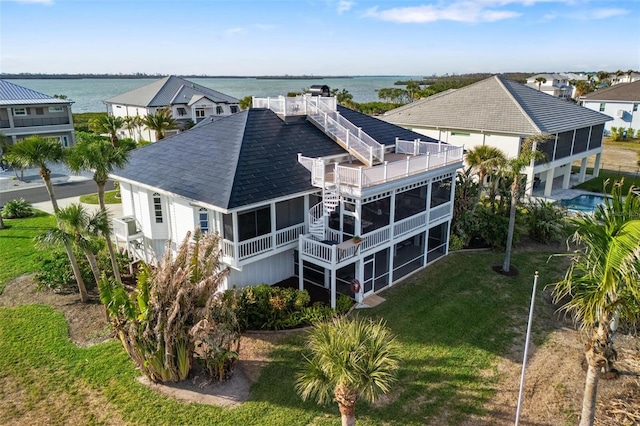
[
  {"xmin": 60, "ymin": 136, "xmax": 69, "ymax": 147},
  {"xmin": 153, "ymin": 193, "xmax": 163, "ymax": 223},
  {"xmin": 198, "ymin": 208, "xmax": 209, "ymax": 233},
  {"xmin": 195, "ymin": 108, "xmax": 206, "ymax": 118},
  {"xmin": 13, "ymin": 108, "xmax": 27, "ymax": 116},
  {"xmin": 49, "ymin": 106, "xmax": 64, "ymax": 113},
  {"xmin": 216, "ymin": 106, "xmax": 224, "ymax": 115}
]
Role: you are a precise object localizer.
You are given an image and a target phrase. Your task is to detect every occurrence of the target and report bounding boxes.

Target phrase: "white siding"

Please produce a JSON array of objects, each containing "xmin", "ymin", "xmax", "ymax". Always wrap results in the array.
[
  {"xmin": 119, "ymin": 183, "xmax": 134, "ymax": 217},
  {"xmin": 168, "ymin": 198, "xmax": 195, "ymax": 244},
  {"xmin": 227, "ymin": 249, "xmax": 294, "ymax": 289},
  {"xmin": 410, "ymin": 127, "xmax": 521, "ymax": 158},
  {"xmin": 582, "ymin": 100, "xmax": 639, "ymax": 133}
]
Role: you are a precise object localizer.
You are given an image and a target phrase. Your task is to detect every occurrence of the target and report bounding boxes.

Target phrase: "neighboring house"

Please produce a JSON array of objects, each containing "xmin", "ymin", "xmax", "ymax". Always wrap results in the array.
[
  {"xmin": 525, "ymin": 73, "xmax": 573, "ymax": 99},
  {"xmin": 610, "ymin": 72, "xmax": 640, "ymax": 85},
  {"xmin": 381, "ymin": 75, "xmax": 612, "ymax": 198},
  {"xmin": 580, "ymin": 80, "xmax": 640, "ymax": 134},
  {"xmin": 104, "ymin": 76, "xmax": 240, "ymax": 142},
  {"xmin": 0, "ymin": 79, "xmax": 75, "ymax": 146},
  {"xmin": 110, "ymin": 94, "xmax": 463, "ymax": 307}
]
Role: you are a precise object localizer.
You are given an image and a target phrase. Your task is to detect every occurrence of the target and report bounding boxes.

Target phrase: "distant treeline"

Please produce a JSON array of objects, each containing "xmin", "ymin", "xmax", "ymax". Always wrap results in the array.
[
  {"xmin": 395, "ymin": 72, "xmax": 532, "ymax": 86},
  {"xmin": 0, "ymin": 73, "xmax": 352, "ymax": 80}
]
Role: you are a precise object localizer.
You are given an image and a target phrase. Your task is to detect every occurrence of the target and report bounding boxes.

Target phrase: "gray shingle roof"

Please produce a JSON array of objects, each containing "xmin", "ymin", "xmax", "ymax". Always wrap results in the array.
[
  {"xmin": 580, "ymin": 80, "xmax": 640, "ymax": 102},
  {"xmin": 0, "ymin": 79, "xmax": 72, "ymax": 106},
  {"xmin": 112, "ymin": 107, "xmax": 434, "ymax": 210},
  {"xmin": 104, "ymin": 76, "xmax": 239, "ymax": 107},
  {"xmin": 382, "ymin": 75, "xmax": 611, "ymax": 135}
]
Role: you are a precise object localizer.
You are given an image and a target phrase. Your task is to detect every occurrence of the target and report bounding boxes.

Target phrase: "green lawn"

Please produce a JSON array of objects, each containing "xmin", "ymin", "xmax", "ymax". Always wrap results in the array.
[
  {"xmin": 571, "ymin": 169, "xmax": 640, "ymax": 193},
  {"xmin": 0, "ymin": 246, "xmax": 566, "ymax": 425},
  {"xmin": 78, "ymin": 190, "xmax": 121, "ymax": 205},
  {"xmin": 0, "ymin": 211, "xmax": 56, "ymax": 293}
]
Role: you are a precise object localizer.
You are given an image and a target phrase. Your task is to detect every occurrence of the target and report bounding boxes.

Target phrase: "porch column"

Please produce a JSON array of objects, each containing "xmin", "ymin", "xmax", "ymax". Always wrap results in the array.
[
  {"xmin": 330, "ymin": 270, "xmax": 336, "ymax": 309},
  {"xmin": 562, "ymin": 164, "xmax": 572, "ymax": 189},
  {"xmin": 579, "ymin": 157, "xmax": 588, "ymax": 183},
  {"xmin": 524, "ymin": 167, "xmax": 535, "ymax": 198},
  {"xmin": 298, "ymin": 248, "xmax": 304, "ymax": 291},
  {"xmin": 544, "ymin": 167, "xmax": 555, "ymax": 197},
  {"xmin": 355, "ymin": 261, "xmax": 363, "ymax": 304},
  {"xmin": 7, "ymin": 107, "xmax": 15, "ymax": 130},
  {"xmin": 593, "ymin": 153, "xmax": 602, "ymax": 177}
]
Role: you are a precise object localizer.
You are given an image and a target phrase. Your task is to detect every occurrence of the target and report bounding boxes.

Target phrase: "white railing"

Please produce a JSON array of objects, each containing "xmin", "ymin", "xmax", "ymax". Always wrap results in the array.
[
  {"xmin": 300, "ymin": 236, "xmax": 335, "ymax": 263},
  {"xmin": 222, "ymin": 239, "xmax": 235, "ymax": 258},
  {"xmin": 238, "ymin": 234, "xmax": 272, "ymax": 260},
  {"xmin": 360, "ymin": 226, "xmax": 391, "ymax": 252},
  {"xmin": 429, "ymin": 202, "xmax": 452, "ymax": 223},
  {"xmin": 394, "ymin": 213, "xmax": 427, "ymax": 238},
  {"xmin": 326, "ymin": 228, "xmax": 341, "ymax": 242},
  {"xmin": 276, "ymin": 224, "xmax": 305, "ymax": 247}
]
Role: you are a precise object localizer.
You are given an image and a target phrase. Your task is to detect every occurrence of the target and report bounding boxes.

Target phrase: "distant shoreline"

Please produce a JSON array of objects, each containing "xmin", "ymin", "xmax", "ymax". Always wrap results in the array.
[{"xmin": 1, "ymin": 74, "xmax": 362, "ymax": 80}]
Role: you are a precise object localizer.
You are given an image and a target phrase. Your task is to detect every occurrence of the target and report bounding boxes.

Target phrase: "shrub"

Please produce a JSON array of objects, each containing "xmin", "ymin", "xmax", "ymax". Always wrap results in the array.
[
  {"xmin": 610, "ymin": 126, "xmax": 622, "ymax": 141},
  {"xmin": 234, "ymin": 284, "xmax": 314, "ymax": 330},
  {"xmin": 335, "ymin": 294, "xmax": 354, "ymax": 315},
  {"xmin": 1, "ymin": 198, "xmax": 34, "ymax": 218},
  {"xmin": 448, "ymin": 233, "xmax": 464, "ymax": 251},
  {"xmin": 35, "ymin": 250, "xmax": 93, "ymax": 292},
  {"xmin": 476, "ymin": 205, "xmax": 515, "ymax": 249},
  {"xmin": 525, "ymin": 199, "xmax": 568, "ymax": 243}
]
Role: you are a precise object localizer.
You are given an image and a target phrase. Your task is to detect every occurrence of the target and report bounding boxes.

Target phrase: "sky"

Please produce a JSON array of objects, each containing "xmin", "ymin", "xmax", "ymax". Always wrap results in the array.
[{"xmin": 1, "ymin": 0, "xmax": 639, "ymax": 76}]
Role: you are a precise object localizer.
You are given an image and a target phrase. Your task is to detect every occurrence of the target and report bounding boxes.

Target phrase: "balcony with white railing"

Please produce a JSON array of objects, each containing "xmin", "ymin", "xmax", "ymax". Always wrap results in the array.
[
  {"xmin": 222, "ymin": 223, "xmax": 305, "ymax": 263},
  {"xmin": 298, "ymin": 141, "xmax": 463, "ymax": 190}
]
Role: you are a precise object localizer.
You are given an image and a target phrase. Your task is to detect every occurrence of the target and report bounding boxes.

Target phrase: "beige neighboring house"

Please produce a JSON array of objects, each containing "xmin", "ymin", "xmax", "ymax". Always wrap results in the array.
[
  {"xmin": 381, "ymin": 75, "xmax": 612, "ymax": 197},
  {"xmin": 0, "ymin": 78, "xmax": 75, "ymax": 146},
  {"xmin": 104, "ymin": 76, "xmax": 240, "ymax": 142}
]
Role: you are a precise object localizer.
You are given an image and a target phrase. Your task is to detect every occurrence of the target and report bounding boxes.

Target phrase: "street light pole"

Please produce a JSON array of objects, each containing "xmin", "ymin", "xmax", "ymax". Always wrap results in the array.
[{"xmin": 515, "ymin": 271, "xmax": 539, "ymax": 426}]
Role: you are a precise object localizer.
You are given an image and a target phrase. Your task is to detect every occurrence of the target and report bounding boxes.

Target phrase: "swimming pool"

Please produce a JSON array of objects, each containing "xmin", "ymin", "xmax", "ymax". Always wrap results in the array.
[{"xmin": 558, "ymin": 194, "xmax": 610, "ymax": 213}]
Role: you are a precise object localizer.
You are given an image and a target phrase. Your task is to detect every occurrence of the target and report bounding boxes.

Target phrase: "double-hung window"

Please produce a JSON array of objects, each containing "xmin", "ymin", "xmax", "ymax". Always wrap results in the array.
[
  {"xmin": 198, "ymin": 208, "xmax": 209, "ymax": 233},
  {"xmin": 153, "ymin": 193, "xmax": 163, "ymax": 223}
]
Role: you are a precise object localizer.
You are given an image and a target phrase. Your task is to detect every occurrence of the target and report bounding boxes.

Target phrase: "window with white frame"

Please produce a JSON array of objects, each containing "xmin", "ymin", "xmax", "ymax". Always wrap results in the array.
[
  {"xmin": 13, "ymin": 108, "xmax": 27, "ymax": 116},
  {"xmin": 153, "ymin": 193, "xmax": 163, "ymax": 223},
  {"xmin": 198, "ymin": 208, "xmax": 209, "ymax": 233},
  {"xmin": 195, "ymin": 109, "xmax": 206, "ymax": 118},
  {"xmin": 49, "ymin": 106, "xmax": 64, "ymax": 113},
  {"xmin": 634, "ymin": 103, "xmax": 638, "ymax": 112},
  {"xmin": 599, "ymin": 103, "xmax": 606, "ymax": 112},
  {"xmin": 60, "ymin": 136, "xmax": 69, "ymax": 147},
  {"xmin": 230, "ymin": 105, "xmax": 239, "ymax": 113},
  {"xmin": 216, "ymin": 106, "xmax": 224, "ymax": 115},
  {"xmin": 177, "ymin": 107, "xmax": 187, "ymax": 116}
]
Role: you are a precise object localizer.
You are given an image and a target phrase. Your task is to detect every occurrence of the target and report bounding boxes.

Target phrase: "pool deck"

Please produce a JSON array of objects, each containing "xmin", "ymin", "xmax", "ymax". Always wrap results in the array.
[{"xmin": 531, "ymin": 173, "xmax": 597, "ymax": 202}]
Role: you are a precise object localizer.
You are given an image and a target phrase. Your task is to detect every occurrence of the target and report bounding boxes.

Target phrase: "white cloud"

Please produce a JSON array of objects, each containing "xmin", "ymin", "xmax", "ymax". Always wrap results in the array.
[
  {"xmin": 587, "ymin": 8, "xmax": 628, "ymax": 19},
  {"xmin": 337, "ymin": 0, "xmax": 354, "ymax": 14},
  {"xmin": 365, "ymin": 2, "xmax": 521, "ymax": 24},
  {"xmin": 224, "ymin": 27, "xmax": 245, "ymax": 37},
  {"xmin": 3, "ymin": 0, "xmax": 53, "ymax": 4}
]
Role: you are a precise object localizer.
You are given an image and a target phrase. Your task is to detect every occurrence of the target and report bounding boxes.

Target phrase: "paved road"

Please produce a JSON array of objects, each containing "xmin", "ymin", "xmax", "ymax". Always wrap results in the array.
[{"xmin": 0, "ymin": 180, "xmax": 116, "ymax": 205}]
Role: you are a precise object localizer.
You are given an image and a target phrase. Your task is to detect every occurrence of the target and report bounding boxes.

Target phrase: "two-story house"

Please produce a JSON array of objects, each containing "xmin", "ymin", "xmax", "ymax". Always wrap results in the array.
[
  {"xmin": 104, "ymin": 76, "xmax": 240, "ymax": 142},
  {"xmin": 580, "ymin": 80, "xmax": 640, "ymax": 134},
  {"xmin": 110, "ymin": 94, "xmax": 463, "ymax": 307},
  {"xmin": 0, "ymin": 79, "xmax": 75, "ymax": 146},
  {"xmin": 381, "ymin": 76, "xmax": 612, "ymax": 198},
  {"xmin": 526, "ymin": 73, "xmax": 573, "ymax": 99}
]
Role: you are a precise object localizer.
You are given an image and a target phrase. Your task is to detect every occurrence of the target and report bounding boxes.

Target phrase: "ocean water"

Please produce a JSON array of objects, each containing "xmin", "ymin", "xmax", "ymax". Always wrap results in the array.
[{"xmin": 10, "ymin": 76, "xmax": 419, "ymax": 113}]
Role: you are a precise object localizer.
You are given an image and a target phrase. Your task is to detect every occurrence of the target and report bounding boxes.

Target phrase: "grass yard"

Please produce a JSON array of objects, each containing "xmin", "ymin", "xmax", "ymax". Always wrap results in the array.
[
  {"xmin": 571, "ymin": 169, "xmax": 640, "ymax": 193},
  {"xmin": 78, "ymin": 190, "xmax": 121, "ymax": 205},
  {"xmin": 0, "ymin": 211, "xmax": 56, "ymax": 293},
  {"xmin": 0, "ymin": 245, "xmax": 567, "ymax": 425}
]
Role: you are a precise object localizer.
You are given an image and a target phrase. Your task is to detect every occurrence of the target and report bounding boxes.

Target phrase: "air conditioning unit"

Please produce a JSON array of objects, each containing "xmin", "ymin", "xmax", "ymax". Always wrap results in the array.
[{"xmin": 616, "ymin": 110, "xmax": 625, "ymax": 118}]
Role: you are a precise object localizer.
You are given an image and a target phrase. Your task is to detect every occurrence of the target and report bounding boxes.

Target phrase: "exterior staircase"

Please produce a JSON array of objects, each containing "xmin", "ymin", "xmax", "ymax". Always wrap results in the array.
[{"xmin": 309, "ymin": 183, "xmax": 339, "ymax": 240}]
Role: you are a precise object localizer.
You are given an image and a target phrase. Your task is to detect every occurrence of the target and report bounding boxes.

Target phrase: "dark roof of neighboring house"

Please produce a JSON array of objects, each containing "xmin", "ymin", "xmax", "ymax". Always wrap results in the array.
[
  {"xmin": 0, "ymin": 79, "xmax": 72, "ymax": 106},
  {"xmin": 104, "ymin": 76, "xmax": 239, "ymax": 108},
  {"xmin": 112, "ymin": 107, "xmax": 437, "ymax": 210},
  {"xmin": 382, "ymin": 75, "xmax": 611, "ymax": 135},
  {"xmin": 580, "ymin": 80, "xmax": 640, "ymax": 102}
]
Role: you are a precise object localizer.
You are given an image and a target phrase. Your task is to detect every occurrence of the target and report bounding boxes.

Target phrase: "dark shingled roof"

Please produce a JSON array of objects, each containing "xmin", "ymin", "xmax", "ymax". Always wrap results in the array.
[
  {"xmin": 580, "ymin": 80, "xmax": 640, "ymax": 102},
  {"xmin": 112, "ymin": 107, "xmax": 435, "ymax": 210}
]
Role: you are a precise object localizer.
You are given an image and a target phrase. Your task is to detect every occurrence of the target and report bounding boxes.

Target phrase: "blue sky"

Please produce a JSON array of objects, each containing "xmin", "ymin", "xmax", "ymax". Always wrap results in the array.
[{"xmin": 1, "ymin": 0, "xmax": 638, "ymax": 75}]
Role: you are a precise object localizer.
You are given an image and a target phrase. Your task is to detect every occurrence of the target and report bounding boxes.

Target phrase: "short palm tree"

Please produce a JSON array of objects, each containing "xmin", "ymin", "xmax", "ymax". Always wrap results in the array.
[
  {"xmin": 296, "ymin": 316, "xmax": 400, "ymax": 426},
  {"xmin": 67, "ymin": 134, "xmax": 128, "ymax": 283},
  {"xmin": 89, "ymin": 115, "xmax": 125, "ymax": 147},
  {"xmin": 551, "ymin": 181, "xmax": 640, "ymax": 426},
  {"xmin": 123, "ymin": 116, "xmax": 138, "ymax": 139},
  {"xmin": 535, "ymin": 77, "xmax": 547, "ymax": 90},
  {"xmin": 500, "ymin": 134, "xmax": 548, "ymax": 273},
  {"xmin": 142, "ymin": 108, "xmax": 177, "ymax": 141},
  {"xmin": 465, "ymin": 145, "xmax": 506, "ymax": 212},
  {"xmin": 5, "ymin": 135, "xmax": 89, "ymax": 301}
]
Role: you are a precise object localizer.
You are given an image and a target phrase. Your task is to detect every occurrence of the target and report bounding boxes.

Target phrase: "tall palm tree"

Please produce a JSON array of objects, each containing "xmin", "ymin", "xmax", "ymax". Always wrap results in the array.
[
  {"xmin": 5, "ymin": 135, "xmax": 89, "ymax": 302},
  {"xmin": 500, "ymin": 134, "xmax": 548, "ymax": 273},
  {"xmin": 142, "ymin": 108, "xmax": 177, "ymax": 141},
  {"xmin": 123, "ymin": 116, "xmax": 138, "ymax": 140},
  {"xmin": 90, "ymin": 115, "xmax": 124, "ymax": 148},
  {"xmin": 535, "ymin": 77, "xmax": 547, "ymax": 90},
  {"xmin": 552, "ymin": 181, "xmax": 640, "ymax": 426},
  {"xmin": 296, "ymin": 316, "xmax": 400, "ymax": 426},
  {"xmin": 67, "ymin": 134, "xmax": 128, "ymax": 283},
  {"xmin": 37, "ymin": 204, "xmax": 108, "ymax": 285},
  {"xmin": 465, "ymin": 145, "xmax": 506, "ymax": 212}
]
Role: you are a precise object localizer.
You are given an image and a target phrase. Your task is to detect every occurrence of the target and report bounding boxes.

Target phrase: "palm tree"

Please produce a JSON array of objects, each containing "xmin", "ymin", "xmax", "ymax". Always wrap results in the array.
[
  {"xmin": 37, "ymin": 204, "xmax": 108, "ymax": 285},
  {"xmin": 551, "ymin": 181, "xmax": 640, "ymax": 426},
  {"xmin": 535, "ymin": 77, "xmax": 547, "ymax": 90},
  {"xmin": 575, "ymin": 80, "xmax": 594, "ymax": 98},
  {"xmin": 500, "ymin": 134, "xmax": 549, "ymax": 273},
  {"xmin": 5, "ymin": 135, "xmax": 89, "ymax": 302},
  {"xmin": 296, "ymin": 316, "xmax": 400, "ymax": 426},
  {"xmin": 596, "ymin": 71, "xmax": 611, "ymax": 87},
  {"xmin": 142, "ymin": 108, "xmax": 177, "ymax": 141},
  {"xmin": 67, "ymin": 134, "xmax": 128, "ymax": 283},
  {"xmin": 89, "ymin": 115, "xmax": 124, "ymax": 148},
  {"xmin": 123, "ymin": 116, "xmax": 138, "ymax": 140},
  {"xmin": 465, "ymin": 145, "xmax": 506, "ymax": 212}
]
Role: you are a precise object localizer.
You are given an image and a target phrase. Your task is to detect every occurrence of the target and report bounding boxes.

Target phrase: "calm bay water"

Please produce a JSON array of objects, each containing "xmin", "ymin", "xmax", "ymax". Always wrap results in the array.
[{"xmin": 10, "ymin": 76, "xmax": 418, "ymax": 113}]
